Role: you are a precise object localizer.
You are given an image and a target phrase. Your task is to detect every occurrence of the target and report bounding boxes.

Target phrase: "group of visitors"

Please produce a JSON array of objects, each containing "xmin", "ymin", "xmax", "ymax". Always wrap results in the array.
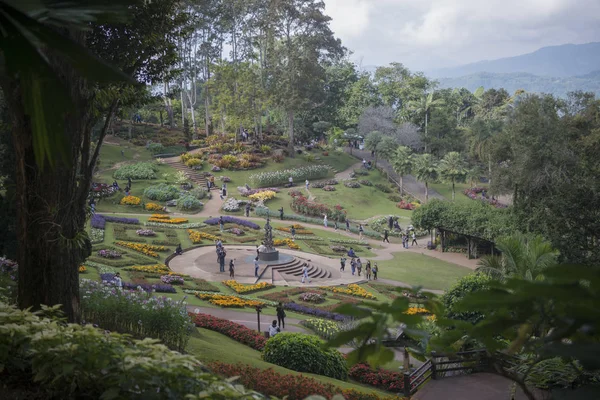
[
  {"xmin": 362, "ymin": 159, "xmax": 373, "ymax": 169},
  {"xmin": 340, "ymin": 256, "xmax": 377, "ymax": 280},
  {"xmin": 215, "ymin": 240, "xmax": 234, "ymax": 276}
]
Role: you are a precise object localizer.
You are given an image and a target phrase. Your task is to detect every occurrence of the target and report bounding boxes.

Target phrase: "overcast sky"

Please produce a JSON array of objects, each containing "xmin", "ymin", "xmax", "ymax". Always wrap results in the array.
[{"xmin": 323, "ymin": 0, "xmax": 600, "ymax": 72}]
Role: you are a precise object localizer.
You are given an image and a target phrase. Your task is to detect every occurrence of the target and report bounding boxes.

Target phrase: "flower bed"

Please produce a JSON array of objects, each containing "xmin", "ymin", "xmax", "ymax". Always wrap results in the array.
[
  {"xmin": 207, "ymin": 362, "xmax": 404, "ymax": 400},
  {"xmin": 299, "ymin": 292, "xmax": 326, "ymax": 304},
  {"xmin": 238, "ymin": 187, "xmax": 280, "ymax": 197},
  {"xmin": 249, "ymin": 165, "xmax": 329, "ymax": 187},
  {"xmin": 275, "ymin": 226, "xmax": 314, "ymax": 235},
  {"xmin": 290, "ymin": 194, "xmax": 345, "ymax": 220},
  {"xmin": 223, "ymin": 280, "xmax": 274, "ymax": 294},
  {"xmin": 396, "ymin": 200, "xmax": 418, "ymax": 210},
  {"xmin": 405, "ymin": 307, "xmax": 429, "ymax": 315},
  {"xmin": 113, "ymin": 162, "xmax": 157, "ymax": 180},
  {"xmin": 161, "ymin": 275, "xmax": 185, "ymax": 285},
  {"xmin": 229, "ymin": 227, "xmax": 244, "ymax": 235},
  {"xmin": 358, "ymin": 179, "xmax": 372, "ymax": 186},
  {"xmin": 97, "ymin": 249, "xmax": 122, "ymax": 259},
  {"xmin": 320, "ymin": 284, "xmax": 376, "ymax": 300},
  {"xmin": 301, "ymin": 318, "xmax": 340, "ymax": 340},
  {"xmin": 248, "ymin": 190, "xmax": 276, "ymax": 202},
  {"xmin": 148, "ymin": 216, "xmax": 189, "ymax": 224},
  {"xmin": 375, "ymin": 183, "xmax": 392, "ymax": 193},
  {"xmin": 90, "ymin": 228, "xmax": 104, "ymax": 244},
  {"xmin": 91, "ymin": 214, "xmax": 106, "ymax": 229},
  {"xmin": 146, "ymin": 221, "xmax": 205, "ymax": 229},
  {"xmin": 78, "ymin": 265, "xmax": 87, "ymax": 273},
  {"xmin": 349, "ymin": 363, "xmax": 405, "ymax": 392},
  {"xmin": 145, "ymin": 202, "xmax": 164, "ymax": 211},
  {"xmin": 190, "ymin": 314, "xmax": 266, "ymax": 351},
  {"xmin": 344, "ymin": 181, "xmax": 361, "ymax": 188},
  {"xmin": 125, "ymin": 264, "xmax": 186, "ymax": 276},
  {"xmin": 120, "ymin": 195, "xmax": 142, "ymax": 205},
  {"xmin": 323, "ymin": 185, "xmax": 336, "ymax": 191},
  {"xmin": 144, "ymin": 183, "xmax": 181, "ymax": 201},
  {"xmin": 187, "ymin": 229, "xmax": 220, "ymax": 244},
  {"xmin": 284, "ymin": 302, "xmax": 347, "ymax": 321},
  {"xmin": 222, "ymin": 197, "xmax": 241, "ymax": 212},
  {"xmin": 92, "ymin": 214, "xmax": 139, "ymax": 229},
  {"xmin": 195, "ymin": 292, "xmax": 266, "ymax": 308},
  {"xmin": 136, "ymin": 229, "xmax": 156, "ymax": 237},
  {"xmin": 115, "ymin": 241, "xmax": 166, "ymax": 258},
  {"xmin": 204, "ymin": 216, "xmax": 260, "ymax": 230},
  {"xmin": 273, "ymin": 238, "xmax": 300, "ymax": 250}
]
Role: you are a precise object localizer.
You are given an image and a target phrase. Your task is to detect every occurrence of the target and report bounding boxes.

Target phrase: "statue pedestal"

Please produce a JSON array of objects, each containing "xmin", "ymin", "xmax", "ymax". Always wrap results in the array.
[{"xmin": 259, "ymin": 249, "xmax": 279, "ymax": 261}]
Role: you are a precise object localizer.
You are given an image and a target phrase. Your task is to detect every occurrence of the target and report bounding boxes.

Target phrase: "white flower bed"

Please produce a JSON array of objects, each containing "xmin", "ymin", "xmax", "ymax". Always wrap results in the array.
[{"xmin": 249, "ymin": 165, "xmax": 329, "ymax": 187}]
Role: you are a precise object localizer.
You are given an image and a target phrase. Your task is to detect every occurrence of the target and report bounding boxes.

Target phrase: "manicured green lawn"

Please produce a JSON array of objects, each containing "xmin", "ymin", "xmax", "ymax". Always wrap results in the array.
[
  {"xmin": 376, "ymin": 252, "xmax": 471, "ymax": 291},
  {"xmin": 429, "ymin": 182, "xmax": 489, "ymax": 204},
  {"xmin": 187, "ymin": 328, "xmax": 394, "ymax": 396}
]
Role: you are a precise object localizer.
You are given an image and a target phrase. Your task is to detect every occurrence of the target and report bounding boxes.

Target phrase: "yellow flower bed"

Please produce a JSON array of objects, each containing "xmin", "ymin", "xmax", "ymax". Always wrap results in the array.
[
  {"xmin": 126, "ymin": 264, "xmax": 187, "ymax": 277},
  {"xmin": 146, "ymin": 212, "xmax": 171, "ymax": 220},
  {"xmin": 405, "ymin": 307, "xmax": 429, "ymax": 315},
  {"xmin": 320, "ymin": 284, "xmax": 376, "ymax": 300},
  {"xmin": 78, "ymin": 265, "xmax": 87, "ymax": 273},
  {"xmin": 273, "ymin": 238, "xmax": 300, "ymax": 250},
  {"xmin": 248, "ymin": 190, "xmax": 276, "ymax": 202},
  {"xmin": 115, "ymin": 241, "xmax": 166, "ymax": 258},
  {"xmin": 120, "ymin": 195, "xmax": 141, "ymax": 206},
  {"xmin": 223, "ymin": 280, "xmax": 274, "ymax": 294},
  {"xmin": 195, "ymin": 293, "xmax": 265, "ymax": 308},
  {"xmin": 275, "ymin": 227, "xmax": 313, "ymax": 235},
  {"xmin": 148, "ymin": 216, "xmax": 189, "ymax": 224},
  {"xmin": 187, "ymin": 230, "xmax": 203, "ymax": 244}
]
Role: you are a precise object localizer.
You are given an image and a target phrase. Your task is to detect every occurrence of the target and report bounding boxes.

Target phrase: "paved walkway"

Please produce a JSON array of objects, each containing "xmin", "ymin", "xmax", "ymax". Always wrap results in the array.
[{"xmin": 346, "ymin": 148, "xmax": 444, "ymax": 202}]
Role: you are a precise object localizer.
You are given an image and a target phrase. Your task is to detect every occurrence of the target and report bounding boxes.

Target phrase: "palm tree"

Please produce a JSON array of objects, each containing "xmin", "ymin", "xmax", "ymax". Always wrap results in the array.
[
  {"xmin": 439, "ymin": 152, "xmax": 467, "ymax": 200},
  {"xmin": 412, "ymin": 153, "xmax": 438, "ymax": 201},
  {"xmin": 466, "ymin": 165, "xmax": 484, "ymax": 188},
  {"xmin": 391, "ymin": 146, "xmax": 413, "ymax": 195},
  {"xmin": 408, "ymin": 92, "xmax": 445, "ymax": 152},
  {"xmin": 476, "ymin": 234, "xmax": 557, "ymax": 281},
  {"xmin": 377, "ymin": 136, "xmax": 398, "ymax": 164},
  {"xmin": 364, "ymin": 130, "xmax": 383, "ymax": 166}
]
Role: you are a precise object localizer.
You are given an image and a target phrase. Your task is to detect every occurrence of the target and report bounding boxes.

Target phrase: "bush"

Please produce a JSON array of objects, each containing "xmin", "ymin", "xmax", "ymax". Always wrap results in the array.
[
  {"xmin": 176, "ymin": 195, "xmax": 203, "ymax": 211},
  {"xmin": 272, "ymin": 154, "xmax": 284, "ymax": 163},
  {"xmin": 440, "ymin": 273, "xmax": 491, "ymax": 324},
  {"xmin": 358, "ymin": 179, "xmax": 372, "ymax": 186},
  {"xmin": 190, "ymin": 187, "xmax": 210, "ymax": 200},
  {"xmin": 148, "ymin": 142, "xmax": 165, "ymax": 154},
  {"xmin": 344, "ymin": 181, "xmax": 361, "ymax": 188},
  {"xmin": 387, "ymin": 194, "xmax": 402, "ymax": 202},
  {"xmin": 323, "ymin": 185, "xmax": 336, "ymax": 191},
  {"xmin": 185, "ymin": 158, "xmax": 203, "ymax": 168},
  {"xmin": 191, "ymin": 313, "xmax": 266, "ymax": 350},
  {"xmin": 375, "ymin": 183, "xmax": 392, "ymax": 193},
  {"xmin": 349, "ymin": 363, "xmax": 405, "ymax": 392},
  {"xmin": 0, "ymin": 301, "xmax": 264, "ymax": 400},
  {"xmin": 260, "ymin": 145, "xmax": 272, "ymax": 154},
  {"xmin": 113, "ymin": 162, "xmax": 157, "ymax": 180},
  {"xmin": 249, "ymin": 165, "xmax": 329, "ymax": 187},
  {"xmin": 262, "ymin": 333, "xmax": 348, "ymax": 380},
  {"xmin": 353, "ymin": 169, "xmax": 369, "ymax": 176},
  {"xmin": 144, "ymin": 183, "xmax": 181, "ymax": 201}
]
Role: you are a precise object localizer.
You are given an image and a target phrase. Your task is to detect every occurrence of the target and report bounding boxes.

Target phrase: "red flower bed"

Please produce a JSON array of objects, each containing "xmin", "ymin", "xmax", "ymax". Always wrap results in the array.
[
  {"xmin": 349, "ymin": 363, "xmax": 405, "ymax": 392},
  {"xmin": 291, "ymin": 194, "xmax": 346, "ymax": 220},
  {"xmin": 190, "ymin": 313, "xmax": 266, "ymax": 351},
  {"xmin": 396, "ymin": 200, "xmax": 415, "ymax": 210},
  {"xmin": 208, "ymin": 362, "xmax": 405, "ymax": 400}
]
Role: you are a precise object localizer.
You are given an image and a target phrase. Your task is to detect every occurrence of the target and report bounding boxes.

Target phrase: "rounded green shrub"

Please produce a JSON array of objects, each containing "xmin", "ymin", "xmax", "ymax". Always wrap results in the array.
[
  {"xmin": 190, "ymin": 187, "xmax": 210, "ymax": 200},
  {"xmin": 148, "ymin": 143, "xmax": 165, "ymax": 155},
  {"xmin": 114, "ymin": 162, "xmax": 158, "ymax": 180},
  {"xmin": 144, "ymin": 183, "xmax": 181, "ymax": 201},
  {"xmin": 176, "ymin": 195, "xmax": 203, "ymax": 211},
  {"xmin": 441, "ymin": 273, "xmax": 491, "ymax": 324},
  {"xmin": 262, "ymin": 333, "xmax": 348, "ymax": 380}
]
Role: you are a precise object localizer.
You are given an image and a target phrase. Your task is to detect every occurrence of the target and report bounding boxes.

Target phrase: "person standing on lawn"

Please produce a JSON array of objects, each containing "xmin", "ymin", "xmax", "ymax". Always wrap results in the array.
[
  {"xmin": 279, "ymin": 207, "xmax": 284, "ymax": 220},
  {"xmin": 340, "ymin": 257, "xmax": 346, "ymax": 272},
  {"xmin": 372, "ymin": 263, "xmax": 378, "ymax": 280},
  {"xmin": 276, "ymin": 302, "xmax": 286, "ymax": 329},
  {"xmin": 229, "ymin": 259, "xmax": 235, "ymax": 278},
  {"xmin": 290, "ymin": 226, "xmax": 296, "ymax": 240},
  {"xmin": 383, "ymin": 230, "xmax": 390, "ymax": 243},
  {"xmin": 301, "ymin": 263, "xmax": 311, "ymax": 283},
  {"xmin": 254, "ymin": 257, "xmax": 260, "ymax": 277}
]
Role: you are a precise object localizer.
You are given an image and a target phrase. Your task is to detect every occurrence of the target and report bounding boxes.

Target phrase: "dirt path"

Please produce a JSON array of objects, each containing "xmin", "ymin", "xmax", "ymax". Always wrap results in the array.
[{"xmin": 334, "ymin": 162, "xmax": 362, "ymax": 180}]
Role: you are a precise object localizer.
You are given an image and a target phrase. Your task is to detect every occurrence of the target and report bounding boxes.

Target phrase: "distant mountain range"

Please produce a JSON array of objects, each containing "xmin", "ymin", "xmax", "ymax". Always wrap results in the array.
[{"xmin": 427, "ymin": 42, "xmax": 600, "ymax": 78}]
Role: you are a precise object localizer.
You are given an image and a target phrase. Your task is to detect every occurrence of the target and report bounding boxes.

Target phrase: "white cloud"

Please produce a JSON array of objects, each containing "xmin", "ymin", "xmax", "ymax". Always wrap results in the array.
[{"xmin": 323, "ymin": 0, "xmax": 600, "ymax": 70}]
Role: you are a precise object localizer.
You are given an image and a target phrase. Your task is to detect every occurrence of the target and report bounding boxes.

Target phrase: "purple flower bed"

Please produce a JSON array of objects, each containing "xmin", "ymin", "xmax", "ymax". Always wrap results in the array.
[
  {"xmin": 91, "ymin": 214, "xmax": 139, "ymax": 229},
  {"xmin": 204, "ymin": 216, "xmax": 260, "ymax": 230},
  {"xmin": 91, "ymin": 214, "xmax": 106, "ymax": 229},
  {"xmin": 284, "ymin": 302, "xmax": 347, "ymax": 321},
  {"xmin": 97, "ymin": 249, "xmax": 122, "ymax": 259},
  {"xmin": 161, "ymin": 275, "xmax": 184, "ymax": 285},
  {"xmin": 100, "ymin": 273, "xmax": 176, "ymax": 293}
]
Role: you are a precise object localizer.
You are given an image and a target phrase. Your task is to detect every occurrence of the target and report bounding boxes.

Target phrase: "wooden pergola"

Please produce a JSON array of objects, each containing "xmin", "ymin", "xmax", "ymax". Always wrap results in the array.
[{"xmin": 437, "ymin": 227, "xmax": 496, "ymax": 260}]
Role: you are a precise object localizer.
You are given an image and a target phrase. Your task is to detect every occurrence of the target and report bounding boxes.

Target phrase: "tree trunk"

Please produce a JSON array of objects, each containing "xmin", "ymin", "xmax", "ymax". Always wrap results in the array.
[
  {"xmin": 180, "ymin": 87, "xmax": 185, "ymax": 127},
  {"xmin": 424, "ymin": 112, "xmax": 428, "ymax": 152},
  {"xmin": 452, "ymin": 179, "xmax": 455, "ymax": 200},
  {"xmin": 400, "ymin": 175, "xmax": 404, "ymax": 195},
  {"xmin": 3, "ymin": 41, "xmax": 94, "ymax": 323},
  {"xmin": 488, "ymin": 157, "xmax": 492, "ymax": 187},
  {"xmin": 287, "ymin": 110, "xmax": 295, "ymax": 158},
  {"xmin": 425, "ymin": 181, "xmax": 429, "ymax": 201},
  {"xmin": 403, "ymin": 348, "xmax": 410, "ymax": 371},
  {"xmin": 204, "ymin": 95, "xmax": 212, "ymax": 137}
]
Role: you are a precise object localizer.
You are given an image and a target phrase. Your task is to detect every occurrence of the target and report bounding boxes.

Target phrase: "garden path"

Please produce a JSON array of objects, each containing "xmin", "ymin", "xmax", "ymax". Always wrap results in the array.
[
  {"xmin": 346, "ymin": 148, "xmax": 445, "ymax": 202},
  {"xmin": 334, "ymin": 162, "xmax": 362, "ymax": 180}
]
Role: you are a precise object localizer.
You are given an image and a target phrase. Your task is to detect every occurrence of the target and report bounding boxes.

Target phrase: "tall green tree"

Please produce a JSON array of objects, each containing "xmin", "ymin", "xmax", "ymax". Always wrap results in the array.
[
  {"xmin": 476, "ymin": 233, "xmax": 557, "ymax": 281},
  {"xmin": 391, "ymin": 146, "xmax": 413, "ymax": 195},
  {"xmin": 413, "ymin": 153, "xmax": 438, "ymax": 201},
  {"xmin": 408, "ymin": 92, "xmax": 445, "ymax": 152},
  {"xmin": 439, "ymin": 151, "xmax": 467, "ymax": 200},
  {"xmin": 364, "ymin": 130, "xmax": 383, "ymax": 166},
  {"xmin": 376, "ymin": 136, "xmax": 398, "ymax": 164},
  {"xmin": 338, "ymin": 73, "xmax": 381, "ymax": 127}
]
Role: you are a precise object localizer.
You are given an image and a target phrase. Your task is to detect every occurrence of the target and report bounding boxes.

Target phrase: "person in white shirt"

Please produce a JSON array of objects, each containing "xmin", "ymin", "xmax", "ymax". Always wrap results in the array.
[
  {"xmin": 301, "ymin": 263, "xmax": 311, "ymax": 283},
  {"xmin": 113, "ymin": 272, "xmax": 123, "ymax": 289},
  {"xmin": 288, "ymin": 176, "xmax": 293, "ymax": 186},
  {"xmin": 305, "ymin": 179, "xmax": 309, "ymax": 190},
  {"xmin": 269, "ymin": 320, "xmax": 280, "ymax": 337},
  {"xmin": 323, "ymin": 214, "xmax": 328, "ymax": 228}
]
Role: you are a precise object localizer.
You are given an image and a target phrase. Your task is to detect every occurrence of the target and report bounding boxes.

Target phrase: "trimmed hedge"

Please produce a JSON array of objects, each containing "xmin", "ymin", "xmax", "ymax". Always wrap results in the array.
[{"xmin": 113, "ymin": 162, "xmax": 158, "ymax": 180}]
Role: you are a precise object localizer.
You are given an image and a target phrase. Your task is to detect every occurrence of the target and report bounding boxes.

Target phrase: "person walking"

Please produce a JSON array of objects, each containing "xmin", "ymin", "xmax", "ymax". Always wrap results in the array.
[
  {"xmin": 221, "ymin": 184, "xmax": 227, "ymax": 199},
  {"xmin": 269, "ymin": 320, "xmax": 280, "ymax": 337},
  {"xmin": 356, "ymin": 258, "xmax": 362, "ymax": 276},
  {"xmin": 245, "ymin": 202, "xmax": 251, "ymax": 217},
  {"xmin": 388, "ymin": 216, "xmax": 394, "ymax": 230},
  {"xmin": 323, "ymin": 214, "xmax": 328, "ymax": 228},
  {"xmin": 301, "ymin": 263, "xmax": 311, "ymax": 284},
  {"xmin": 127, "ymin": 177, "xmax": 132, "ymax": 188},
  {"xmin": 372, "ymin": 263, "xmax": 378, "ymax": 280},
  {"xmin": 340, "ymin": 257, "xmax": 346, "ymax": 272},
  {"xmin": 219, "ymin": 216, "xmax": 224, "ymax": 232},
  {"xmin": 411, "ymin": 232, "xmax": 418, "ymax": 246},
  {"xmin": 345, "ymin": 218, "xmax": 350, "ymax": 232},
  {"xmin": 290, "ymin": 226, "xmax": 296, "ymax": 241},
  {"xmin": 276, "ymin": 302, "xmax": 286, "ymax": 329},
  {"xmin": 254, "ymin": 257, "xmax": 260, "ymax": 277},
  {"xmin": 229, "ymin": 259, "xmax": 235, "ymax": 278},
  {"xmin": 350, "ymin": 258, "xmax": 356, "ymax": 275},
  {"xmin": 334, "ymin": 220, "xmax": 339, "ymax": 231},
  {"xmin": 305, "ymin": 179, "xmax": 309, "ymax": 190},
  {"xmin": 358, "ymin": 224, "xmax": 364, "ymax": 240},
  {"xmin": 279, "ymin": 207, "xmax": 284, "ymax": 220},
  {"xmin": 383, "ymin": 229, "xmax": 390, "ymax": 243},
  {"xmin": 219, "ymin": 250, "xmax": 226, "ymax": 272},
  {"xmin": 365, "ymin": 261, "xmax": 372, "ymax": 280},
  {"xmin": 209, "ymin": 175, "xmax": 215, "ymax": 188}
]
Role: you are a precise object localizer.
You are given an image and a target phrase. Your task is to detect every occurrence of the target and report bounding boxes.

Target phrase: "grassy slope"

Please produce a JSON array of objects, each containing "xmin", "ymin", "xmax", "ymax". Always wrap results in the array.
[
  {"xmin": 429, "ymin": 182, "xmax": 489, "ymax": 204},
  {"xmin": 187, "ymin": 328, "xmax": 394, "ymax": 396},
  {"xmin": 376, "ymin": 252, "xmax": 471, "ymax": 291}
]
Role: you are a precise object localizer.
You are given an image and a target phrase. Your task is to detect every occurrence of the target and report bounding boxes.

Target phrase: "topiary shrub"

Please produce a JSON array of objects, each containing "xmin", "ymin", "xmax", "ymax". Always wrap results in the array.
[
  {"xmin": 358, "ymin": 179, "xmax": 372, "ymax": 186},
  {"xmin": 114, "ymin": 162, "xmax": 158, "ymax": 180},
  {"xmin": 262, "ymin": 333, "xmax": 348, "ymax": 380},
  {"xmin": 344, "ymin": 181, "xmax": 361, "ymax": 189},
  {"xmin": 440, "ymin": 273, "xmax": 491, "ymax": 324},
  {"xmin": 176, "ymin": 195, "xmax": 203, "ymax": 211},
  {"xmin": 144, "ymin": 183, "xmax": 181, "ymax": 201}
]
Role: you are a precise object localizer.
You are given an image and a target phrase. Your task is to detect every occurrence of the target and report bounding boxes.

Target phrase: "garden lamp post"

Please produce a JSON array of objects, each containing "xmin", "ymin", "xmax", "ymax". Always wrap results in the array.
[{"xmin": 255, "ymin": 305, "xmax": 263, "ymax": 332}]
